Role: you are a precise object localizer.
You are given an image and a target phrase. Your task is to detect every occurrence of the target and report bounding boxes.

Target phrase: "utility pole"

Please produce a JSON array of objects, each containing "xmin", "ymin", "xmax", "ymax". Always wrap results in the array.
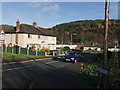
[
  {"xmin": 71, "ymin": 34, "xmax": 72, "ymax": 45},
  {"xmin": 104, "ymin": 0, "xmax": 109, "ymax": 66},
  {"xmin": 62, "ymin": 33, "xmax": 63, "ymax": 48},
  {"xmin": 71, "ymin": 33, "xmax": 76, "ymax": 45}
]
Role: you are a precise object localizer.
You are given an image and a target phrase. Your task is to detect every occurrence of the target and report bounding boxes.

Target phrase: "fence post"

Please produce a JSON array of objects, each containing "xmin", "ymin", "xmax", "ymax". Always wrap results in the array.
[
  {"xmin": 59, "ymin": 51, "xmax": 60, "ymax": 56},
  {"xmin": 12, "ymin": 47, "xmax": 14, "ymax": 53},
  {"xmin": 19, "ymin": 47, "xmax": 21, "ymax": 54},
  {"xmin": 65, "ymin": 51, "xmax": 68, "ymax": 54},
  {"xmin": 5, "ymin": 46, "xmax": 7, "ymax": 52},
  {"xmin": 45, "ymin": 52, "xmax": 47, "ymax": 56},
  {"xmin": 36, "ymin": 50, "xmax": 38, "ymax": 56},
  {"xmin": 62, "ymin": 51, "xmax": 64, "ymax": 55},
  {"xmin": 53, "ymin": 52, "xmax": 55, "ymax": 56},
  {"xmin": 27, "ymin": 48, "xmax": 29, "ymax": 55}
]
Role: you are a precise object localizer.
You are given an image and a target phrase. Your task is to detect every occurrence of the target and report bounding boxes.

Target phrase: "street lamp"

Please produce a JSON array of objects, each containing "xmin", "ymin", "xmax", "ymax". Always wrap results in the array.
[{"xmin": 71, "ymin": 33, "xmax": 76, "ymax": 45}]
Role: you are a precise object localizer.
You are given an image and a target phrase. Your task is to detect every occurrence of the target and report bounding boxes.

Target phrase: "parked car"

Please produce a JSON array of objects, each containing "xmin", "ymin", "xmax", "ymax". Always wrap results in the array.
[{"xmin": 63, "ymin": 51, "xmax": 82, "ymax": 63}]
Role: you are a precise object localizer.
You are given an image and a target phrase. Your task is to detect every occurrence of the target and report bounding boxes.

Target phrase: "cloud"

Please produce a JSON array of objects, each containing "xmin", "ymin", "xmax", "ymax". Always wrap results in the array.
[
  {"xmin": 42, "ymin": 4, "xmax": 60, "ymax": 12},
  {"xmin": 26, "ymin": 2, "xmax": 41, "ymax": 8}
]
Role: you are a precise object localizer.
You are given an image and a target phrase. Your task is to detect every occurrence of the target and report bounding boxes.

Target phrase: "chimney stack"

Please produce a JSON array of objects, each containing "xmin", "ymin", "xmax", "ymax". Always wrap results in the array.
[
  {"xmin": 16, "ymin": 20, "xmax": 20, "ymax": 32},
  {"xmin": 33, "ymin": 22, "xmax": 37, "ymax": 27}
]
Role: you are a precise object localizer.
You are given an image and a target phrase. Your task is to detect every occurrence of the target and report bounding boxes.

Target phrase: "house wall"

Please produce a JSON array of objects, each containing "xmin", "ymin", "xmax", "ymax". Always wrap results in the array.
[
  {"xmin": 83, "ymin": 47, "xmax": 101, "ymax": 51},
  {"xmin": 22, "ymin": 34, "xmax": 56, "ymax": 50},
  {"xmin": 56, "ymin": 44, "xmax": 77, "ymax": 49},
  {"xmin": 4, "ymin": 34, "xmax": 16, "ymax": 47},
  {"xmin": 4, "ymin": 33, "xmax": 56, "ymax": 50}
]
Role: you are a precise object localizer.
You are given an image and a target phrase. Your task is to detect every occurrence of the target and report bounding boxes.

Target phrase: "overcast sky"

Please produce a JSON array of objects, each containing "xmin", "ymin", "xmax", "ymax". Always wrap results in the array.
[{"xmin": 1, "ymin": 2, "xmax": 118, "ymax": 28}]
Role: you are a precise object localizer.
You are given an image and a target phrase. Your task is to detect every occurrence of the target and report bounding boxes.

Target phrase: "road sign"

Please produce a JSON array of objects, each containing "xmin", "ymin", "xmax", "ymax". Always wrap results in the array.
[
  {"xmin": 95, "ymin": 67, "xmax": 107, "ymax": 75},
  {"xmin": 0, "ymin": 30, "xmax": 5, "ymax": 41}
]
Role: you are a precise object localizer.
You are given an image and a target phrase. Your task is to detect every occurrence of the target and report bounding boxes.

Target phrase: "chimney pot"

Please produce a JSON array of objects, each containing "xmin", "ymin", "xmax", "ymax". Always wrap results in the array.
[
  {"xmin": 16, "ymin": 20, "xmax": 20, "ymax": 32},
  {"xmin": 33, "ymin": 22, "xmax": 37, "ymax": 27}
]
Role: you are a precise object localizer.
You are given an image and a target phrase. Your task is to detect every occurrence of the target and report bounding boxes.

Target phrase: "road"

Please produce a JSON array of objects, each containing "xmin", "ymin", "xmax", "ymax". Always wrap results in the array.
[{"xmin": 2, "ymin": 53, "xmax": 98, "ymax": 88}]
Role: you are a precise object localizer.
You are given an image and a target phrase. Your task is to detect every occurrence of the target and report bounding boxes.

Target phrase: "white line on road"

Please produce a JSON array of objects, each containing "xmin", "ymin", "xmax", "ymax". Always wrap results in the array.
[{"xmin": 0, "ymin": 65, "xmax": 33, "ymax": 72}]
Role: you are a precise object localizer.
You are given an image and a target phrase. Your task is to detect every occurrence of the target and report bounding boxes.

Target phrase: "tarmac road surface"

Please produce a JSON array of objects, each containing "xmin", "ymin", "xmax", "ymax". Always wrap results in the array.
[
  {"xmin": 2, "ymin": 57, "xmax": 81, "ymax": 88},
  {"xmin": 2, "ymin": 53, "xmax": 97, "ymax": 88}
]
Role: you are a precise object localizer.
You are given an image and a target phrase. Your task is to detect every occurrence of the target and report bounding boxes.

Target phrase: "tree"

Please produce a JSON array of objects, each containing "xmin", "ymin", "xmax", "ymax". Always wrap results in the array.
[{"xmin": 79, "ymin": 37, "xmax": 84, "ymax": 43}]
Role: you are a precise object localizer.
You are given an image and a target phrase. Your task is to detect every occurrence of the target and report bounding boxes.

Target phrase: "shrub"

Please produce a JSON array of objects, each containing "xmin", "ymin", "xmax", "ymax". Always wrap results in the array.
[
  {"xmin": 98, "ymin": 52, "xmax": 120, "ymax": 88},
  {"xmin": 108, "ymin": 52, "xmax": 120, "ymax": 88},
  {"xmin": 82, "ymin": 64, "xmax": 98, "ymax": 77},
  {"xmin": 62, "ymin": 46, "xmax": 70, "ymax": 51},
  {"xmin": 40, "ymin": 48, "xmax": 50, "ymax": 52}
]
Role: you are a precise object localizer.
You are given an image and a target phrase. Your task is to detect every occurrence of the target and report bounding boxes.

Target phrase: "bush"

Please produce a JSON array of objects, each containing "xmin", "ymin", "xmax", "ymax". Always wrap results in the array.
[
  {"xmin": 40, "ymin": 48, "xmax": 50, "ymax": 52},
  {"xmin": 62, "ymin": 46, "xmax": 70, "ymax": 51},
  {"xmin": 82, "ymin": 64, "xmax": 98, "ymax": 77},
  {"xmin": 98, "ymin": 52, "xmax": 120, "ymax": 88},
  {"xmin": 108, "ymin": 52, "xmax": 120, "ymax": 88}
]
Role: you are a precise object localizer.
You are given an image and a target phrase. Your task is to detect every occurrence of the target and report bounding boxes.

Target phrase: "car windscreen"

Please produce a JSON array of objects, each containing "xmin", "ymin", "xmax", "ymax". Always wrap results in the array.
[{"xmin": 68, "ymin": 52, "xmax": 79, "ymax": 55}]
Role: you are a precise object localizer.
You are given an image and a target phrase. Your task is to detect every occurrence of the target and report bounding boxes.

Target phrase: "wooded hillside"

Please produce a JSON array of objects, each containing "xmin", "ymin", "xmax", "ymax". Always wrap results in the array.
[{"xmin": 50, "ymin": 19, "xmax": 120, "ymax": 45}]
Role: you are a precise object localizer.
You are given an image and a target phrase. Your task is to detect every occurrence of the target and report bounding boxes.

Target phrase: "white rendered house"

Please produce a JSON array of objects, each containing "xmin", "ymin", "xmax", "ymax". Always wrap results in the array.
[{"xmin": 2, "ymin": 20, "xmax": 57, "ymax": 50}]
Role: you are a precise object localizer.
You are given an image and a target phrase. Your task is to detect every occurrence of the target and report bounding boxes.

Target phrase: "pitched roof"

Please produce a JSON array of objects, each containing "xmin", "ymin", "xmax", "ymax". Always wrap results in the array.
[
  {"xmin": 1, "ymin": 24, "xmax": 56, "ymax": 37},
  {"xmin": 37, "ymin": 27, "xmax": 55, "ymax": 36},
  {"xmin": 1, "ymin": 25, "xmax": 16, "ymax": 33}
]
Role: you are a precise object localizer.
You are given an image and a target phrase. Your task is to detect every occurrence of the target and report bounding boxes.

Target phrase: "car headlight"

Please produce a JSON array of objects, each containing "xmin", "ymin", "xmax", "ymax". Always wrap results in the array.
[{"xmin": 71, "ymin": 58, "xmax": 74, "ymax": 60}]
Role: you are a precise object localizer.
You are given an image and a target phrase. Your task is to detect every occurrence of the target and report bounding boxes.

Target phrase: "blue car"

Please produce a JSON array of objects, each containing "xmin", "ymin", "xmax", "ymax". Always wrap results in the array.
[{"xmin": 63, "ymin": 51, "xmax": 82, "ymax": 63}]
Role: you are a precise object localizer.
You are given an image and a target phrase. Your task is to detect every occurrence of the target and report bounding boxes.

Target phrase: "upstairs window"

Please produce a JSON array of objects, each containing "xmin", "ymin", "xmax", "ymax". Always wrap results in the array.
[
  {"xmin": 38, "ymin": 35, "xmax": 40, "ymax": 39},
  {"xmin": 28, "ymin": 34, "xmax": 32, "ymax": 38}
]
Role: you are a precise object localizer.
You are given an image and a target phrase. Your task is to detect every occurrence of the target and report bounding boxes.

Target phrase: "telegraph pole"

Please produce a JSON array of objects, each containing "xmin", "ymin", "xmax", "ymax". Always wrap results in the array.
[
  {"xmin": 71, "ymin": 34, "xmax": 72, "ymax": 45},
  {"xmin": 103, "ymin": 1, "xmax": 110, "ymax": 89},
  {"xmin": 104, "ymin": 0, "xmax": 109, "ymax": 66},
  {"xmin": 62, "ymin": 33, "xmax": 63, "ymax": 48}
]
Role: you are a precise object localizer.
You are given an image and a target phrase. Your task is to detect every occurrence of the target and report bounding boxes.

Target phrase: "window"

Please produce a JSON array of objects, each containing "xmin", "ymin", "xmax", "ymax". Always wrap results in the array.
[
  {"xmin": 28, "ymin": 34, "xmax": 32, "ymax": 38},
  {"xmin": 38, "ymin": 35, "xmax": 40, "ymax": 39}
]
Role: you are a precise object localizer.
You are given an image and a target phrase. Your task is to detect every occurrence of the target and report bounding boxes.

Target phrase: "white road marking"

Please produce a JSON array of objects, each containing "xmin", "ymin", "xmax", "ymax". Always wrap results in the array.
[
  {"xmin": 0, "ymin": 65, "xmax": 33, "ymax": 72},
  {"xmin": 45, "ymin": 61, "xmax": 59, "ymax": 64}
]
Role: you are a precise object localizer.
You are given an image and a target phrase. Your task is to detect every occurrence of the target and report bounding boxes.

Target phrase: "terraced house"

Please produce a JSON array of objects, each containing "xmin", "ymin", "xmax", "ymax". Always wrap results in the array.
[{"xmin": 2, "ymin": 20, "xmax": 57, "ymax": 50}]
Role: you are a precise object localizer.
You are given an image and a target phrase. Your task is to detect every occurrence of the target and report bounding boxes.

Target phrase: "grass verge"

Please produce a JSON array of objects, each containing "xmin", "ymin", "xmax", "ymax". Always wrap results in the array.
[{"xmin": 3, "ymin": 53, "xmax": 44, "ymax": 60}]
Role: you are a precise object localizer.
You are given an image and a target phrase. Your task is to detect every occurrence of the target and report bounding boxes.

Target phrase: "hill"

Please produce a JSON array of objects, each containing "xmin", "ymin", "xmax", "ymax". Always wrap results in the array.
[{"xmin": 49, "ymin": 19, "xmax": 120, "ymax": 45}]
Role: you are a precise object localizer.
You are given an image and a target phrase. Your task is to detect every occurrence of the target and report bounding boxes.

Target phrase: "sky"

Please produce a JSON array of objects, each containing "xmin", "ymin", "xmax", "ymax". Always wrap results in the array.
[{"xmin": 1, "ymin": 2, "xmax": 119, "ymax": 28}]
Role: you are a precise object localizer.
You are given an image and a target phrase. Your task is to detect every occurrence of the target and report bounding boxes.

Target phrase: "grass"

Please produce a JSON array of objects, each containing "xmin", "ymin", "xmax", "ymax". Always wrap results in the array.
[{"xmin": 3, "ymin": 53, "xmax": 44, "ymax": 60}]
